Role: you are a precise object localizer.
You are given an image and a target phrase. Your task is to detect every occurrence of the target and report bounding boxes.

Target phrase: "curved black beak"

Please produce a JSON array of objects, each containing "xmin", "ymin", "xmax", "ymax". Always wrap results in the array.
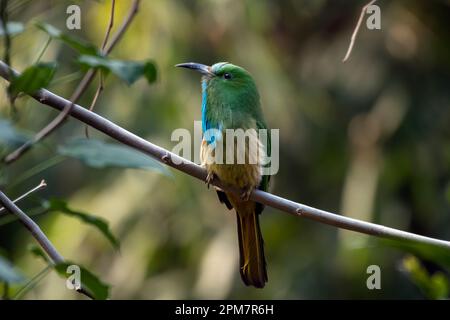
[{"xmin": 175, "ymin": 62, "xmax": 214, "ymax": 76}]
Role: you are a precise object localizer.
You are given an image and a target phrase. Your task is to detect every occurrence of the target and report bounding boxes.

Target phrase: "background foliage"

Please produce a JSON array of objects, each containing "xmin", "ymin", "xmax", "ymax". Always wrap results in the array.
[{"xmin": 0, "ymin": 0, "xmax": 449, "ymax": 299}]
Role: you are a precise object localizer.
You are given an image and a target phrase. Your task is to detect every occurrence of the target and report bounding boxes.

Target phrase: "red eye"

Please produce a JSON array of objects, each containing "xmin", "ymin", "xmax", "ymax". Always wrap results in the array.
[{"xmin": 223, "ymin": 72, "xmax": 232, "ymax": 80}]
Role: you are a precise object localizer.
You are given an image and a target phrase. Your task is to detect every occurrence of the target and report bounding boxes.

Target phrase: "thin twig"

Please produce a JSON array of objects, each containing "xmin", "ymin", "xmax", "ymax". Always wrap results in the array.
[
  {"xmin": 85, "ymin": 75, "xmax": 104, "ymax": 138},
  {"xmin": 0, "ymin": 179, "xmax": 47, "ymax": 215},
  {"xmin": 9, "ymin": 155, "xmax": 65, "ymax": 188},
  {"xmin": 0, "ymin": 188, "xmax": 94, "ymax": 299},
  {"xmin": 101, "ymin": 0, "xmax": 115, "ymax": 52},
  {"xmin": 85, "ymin": 0, "xmax": 115, "ymax": 138},
  {"xmin": 0, "ymin": 60, "xmax": 448, "ymax": 251},
  {"xmin": 0, "ymin": 189, "xmax": 64, "ymax": 262},
  {"xmin": 13, "ymin": 265, "xmax": 52, "ymax": 300},
  {"xmin": 103, "ymin": 0, "xmax": 139, "ymax": 55},
  {"xmin": 342, "ymin": 0, "xmax": 377, "ymax": 63},
  {"xmin": 0, "ymin": 0, "xmax": 11, "ymax": 67},
  {"xmin": 34, "ymin": 36, "xmax": 52, "ymax": 64},
  {"xmin": 3, "ymin": 0, "xmax": 140, "ymax": 164}
]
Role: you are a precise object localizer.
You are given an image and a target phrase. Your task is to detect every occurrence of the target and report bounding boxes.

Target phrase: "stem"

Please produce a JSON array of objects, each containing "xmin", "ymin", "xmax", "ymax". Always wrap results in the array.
[
  {"xmin": 0, "ymin": 179, "xmax": 47, "ymax": 215},
  {"xmin": 9, "ymin": 154, "xmax": 65, "ymax": 188},
  {"xmin": 34, "ymin": 36, "xmax": 52, "ymax": 64},
  {"xmin": 13, "ymin": 265, "xmax": 52, "ymax": 300}
]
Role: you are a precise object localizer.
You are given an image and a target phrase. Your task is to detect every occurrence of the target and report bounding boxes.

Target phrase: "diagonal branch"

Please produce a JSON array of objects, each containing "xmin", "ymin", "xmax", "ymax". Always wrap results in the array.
[
  {"xmin": 342, "ymin": 0, "xmax": 378, "ymax": 63},
  {"xmin": 3, "ymin": 0, "xmax": 140, "ymax": 164},
  {"xmin": 0, "ymin": 189, "xmax": 64, "ymax": 262},
  {"xmin": 0, "ymin": 59, "xmax": 449, "ymax": 251},
  {"xmin": 100, "ymin": 0, "xmax": 115, "ymax": 52},
  {"xmin": 0, "ymin": 187, "xmax": 94, "ymax": 299}
]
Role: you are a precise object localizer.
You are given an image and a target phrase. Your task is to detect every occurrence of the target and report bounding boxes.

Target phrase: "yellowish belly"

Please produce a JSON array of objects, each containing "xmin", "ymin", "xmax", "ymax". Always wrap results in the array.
[{"xmin": 200, "ymin": 137, "xmax": 263, "ymax": 189}]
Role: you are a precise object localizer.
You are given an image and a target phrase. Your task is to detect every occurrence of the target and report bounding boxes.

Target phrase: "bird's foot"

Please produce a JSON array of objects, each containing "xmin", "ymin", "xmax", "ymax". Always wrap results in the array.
[
  {"xmin": 240, "ymin": 186, "xmax": 254, "ymax": 201},
  {"xmin": 205, "ymin": 172, "xmax": 216, "ymax": 189}
]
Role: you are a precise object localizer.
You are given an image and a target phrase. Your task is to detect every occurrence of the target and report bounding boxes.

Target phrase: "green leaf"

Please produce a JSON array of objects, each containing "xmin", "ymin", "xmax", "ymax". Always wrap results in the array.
[
  {"xmin": 0, "ymin": 22, "xmax": 24, "ymax": 36},
  {"xmin": 0, "ymin": 256, "xmax": 25, "ymax": 284},
  {"xmin": 43, "ymin": 199, "xmax": 119, "ymax": 249},
  {"xmin": 402, "ymin": 255, "xmax": 449, "ymax": 299},
  {"xmin": 143, "ymin": 60, "xmax": 158, "ymax": 83},
  {"xmin": 58, "ymin": 138, "xmax": 170, "ymax": 176},
  {"xmin": 8, "ymin": 62, "xmax": 57, "ymax": 98},
  {"xmin": 78, "ymin": 55, "xmax": 157, "ymax": 85},
  {"xmin": 382, "ymin": 238, "xmax": 450, "ymax": 270},
  {"xmin": 54, "ymin": 262, "xmax": 109, "ymax": 300},
  {"xmin": 0, "ymin": 119, "xmax": 29, "ymax": 148},
  {"xmin": 36, "ymin": 22, "xmax": 98, "ymax": 55},
  {"xmin": 28, "ymin": 243, "xmax": 110, "ymax": 299}
]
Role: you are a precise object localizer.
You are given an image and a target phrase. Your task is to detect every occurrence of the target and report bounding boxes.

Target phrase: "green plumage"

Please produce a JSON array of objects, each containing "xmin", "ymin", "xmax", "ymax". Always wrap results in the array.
[{"xmin": 177, "ymin": 61, "xmax": 270, "ymax": 288}]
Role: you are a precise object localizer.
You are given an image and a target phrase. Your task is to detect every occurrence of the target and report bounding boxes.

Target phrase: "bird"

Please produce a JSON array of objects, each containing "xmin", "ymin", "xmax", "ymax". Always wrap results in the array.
[{"xmin": 176, "ymin": 62, "xmax": 270, "ymax": 288}]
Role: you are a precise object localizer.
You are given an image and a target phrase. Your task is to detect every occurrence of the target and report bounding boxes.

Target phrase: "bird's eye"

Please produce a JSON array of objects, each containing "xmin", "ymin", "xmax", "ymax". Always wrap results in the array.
[{"xmin": 223, "ymin": 72, "xmax": 232, "ymax": 80}]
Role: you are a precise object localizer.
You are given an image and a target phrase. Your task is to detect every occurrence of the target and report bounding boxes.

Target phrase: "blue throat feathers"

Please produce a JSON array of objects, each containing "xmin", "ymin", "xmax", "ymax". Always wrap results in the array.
[{"xmin": 201, "ymin": 79, "xmax": 221, "ymax": 147}]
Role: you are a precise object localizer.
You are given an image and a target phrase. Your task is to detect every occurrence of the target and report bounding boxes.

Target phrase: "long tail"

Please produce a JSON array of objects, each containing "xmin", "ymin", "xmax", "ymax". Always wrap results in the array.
[{"xmin": 236, "ymin": 209, "xmax": 268, "ymax": 288}]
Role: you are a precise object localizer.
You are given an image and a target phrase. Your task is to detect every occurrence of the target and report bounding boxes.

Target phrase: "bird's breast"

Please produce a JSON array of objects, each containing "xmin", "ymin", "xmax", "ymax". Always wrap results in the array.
[{"xmin": 200, "ymin": 128, "xmax": 264, "ymax": 189}]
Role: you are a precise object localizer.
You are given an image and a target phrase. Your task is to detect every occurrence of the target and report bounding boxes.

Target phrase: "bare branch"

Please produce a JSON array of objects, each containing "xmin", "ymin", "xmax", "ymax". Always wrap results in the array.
[
  {"xmin": 103, "ymin": 0, "xmax": 140, "ymax": 55},
  {"xmin": 85, "ymin": 0, "xmax": 115, "ymax": 138},
  {"xmin": 0, "ymin": 187, "xmax": 94, "ymax": 299},
  {"xmin": 101, "ymin": 0, "xmax": 115, "ymax": 52},
  {"xmin": 85, "ymin": 75, "xmax": 104, "ymax": 138},
  {"xmin": 342, "ymin": 0, "xmax": 377, "ymax": 63},
  {"xmin": 0, "ymin": 59, "xmax": 448, "ymax": 251},
  {"xmin": 3, "ymin": 0, "xmax": 140, "ymax": 164},
  {"xmin": 0, "ymin": 179, "xmax": 47, "ymax": 216},
  {"xmin": 0, "ymin": 189, "xmax": 64, "ymax": 262},
  {"xmin": 34, "ymin": 36, "xmax": 52, "ymax": 64}
]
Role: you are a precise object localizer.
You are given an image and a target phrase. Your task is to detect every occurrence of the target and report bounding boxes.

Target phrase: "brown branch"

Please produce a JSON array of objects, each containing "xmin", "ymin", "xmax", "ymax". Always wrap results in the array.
[
  {"xmin": 3, "ymin": 0, "xmax": 140, "ymax": 164},
  {"xmin": 342, "ymin": 0, "xmax": 377, "ymax": 63},
  {"xmin": 0, "ymin": 59, "xmax": 449, "ymax": 251}
]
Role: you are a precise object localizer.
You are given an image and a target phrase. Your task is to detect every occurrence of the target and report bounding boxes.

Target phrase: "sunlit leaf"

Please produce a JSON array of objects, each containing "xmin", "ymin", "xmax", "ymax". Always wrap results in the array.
[
  {"xmin": 54, "ymin": 261, "xmax": 109, "ymax": 300},
  {"xmin": 28, "ymin": 246, "xmax": 110, "ymax": 299},
  {"xmin": 8, "ymin": 62, "xmax": 57, "ymax": 98},
  {"xmin": 0, "ymin": 256, "xmax": 25, "ymax": 283},
  {"xmin": 0, "ymin": 22, "xmax": 24, "ymax": 36},
  {"xmin": 43, "ymin": 199, "xmax": 119, "ymax": 249},
  {"xmin": 381, "ymin": 238, "xmax": 450, "ymax": 270},
  {"xmin": 78, "ymin": 55, "xmax": 157, "ymax": 85},
  {"xmin": 402, "ymin": 255, "xmax": 449, "ymax": 299},
  {"xmin": 58, "ymin": 138, "xmax": 170, "ymax": 176},
  {"xmin": 36, "ymin": 22, "xmax": 98, "ymax": 55}
]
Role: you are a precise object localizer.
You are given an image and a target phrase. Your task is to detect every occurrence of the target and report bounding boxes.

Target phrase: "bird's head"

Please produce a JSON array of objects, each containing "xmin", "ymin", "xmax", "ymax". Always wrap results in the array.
[{"xmin": 176, "ymin": 62, "xmax": 259, "ymax": 104}]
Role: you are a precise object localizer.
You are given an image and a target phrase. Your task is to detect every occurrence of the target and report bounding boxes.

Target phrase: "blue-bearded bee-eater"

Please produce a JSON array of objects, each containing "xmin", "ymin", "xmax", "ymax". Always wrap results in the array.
[{"xmin": 177, "ymin": 62, "xmax": 271, "ymax": 288}]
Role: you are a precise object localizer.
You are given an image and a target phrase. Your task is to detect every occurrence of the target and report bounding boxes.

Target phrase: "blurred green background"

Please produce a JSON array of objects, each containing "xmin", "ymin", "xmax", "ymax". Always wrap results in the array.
[{"xmin": 1, "ymin": 0, "xmax": 450, "ymax": 299}]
